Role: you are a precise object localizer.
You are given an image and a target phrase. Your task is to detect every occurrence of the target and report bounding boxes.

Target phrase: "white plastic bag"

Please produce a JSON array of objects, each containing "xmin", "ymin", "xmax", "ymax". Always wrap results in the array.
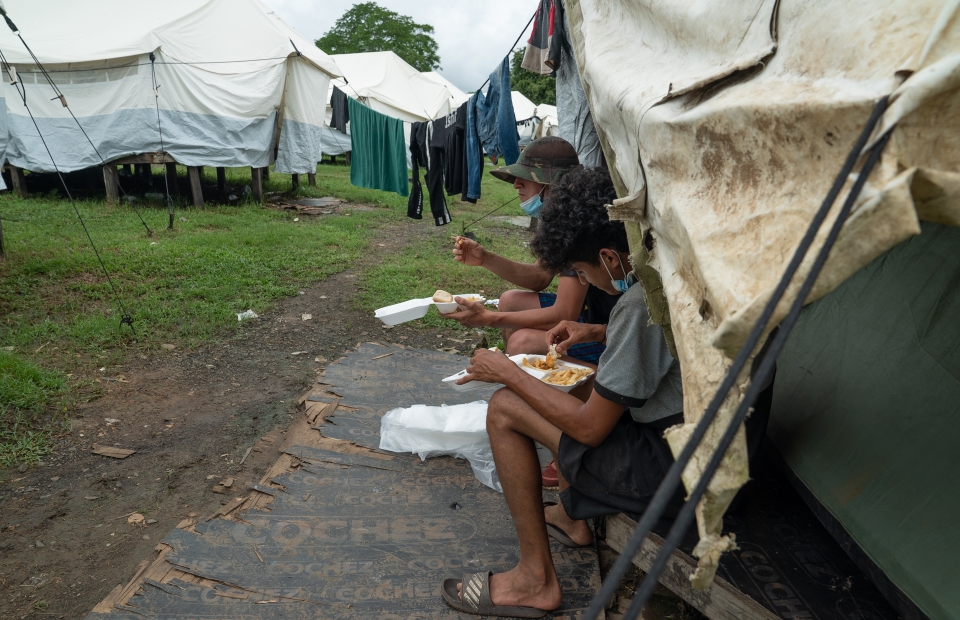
[{"xmin": 379, "ymin": 401, "xmax": 501, "ymax": 492}]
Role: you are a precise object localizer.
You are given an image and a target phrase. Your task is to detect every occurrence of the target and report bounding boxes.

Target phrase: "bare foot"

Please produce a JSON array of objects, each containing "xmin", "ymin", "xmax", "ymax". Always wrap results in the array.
[
  {"xmin": 545, "ymin": 502, "xmax": 593, "ymax": 546},
  {"xmin": 457, "ymin": 566, "xmax": 562, "ymax": 611}
]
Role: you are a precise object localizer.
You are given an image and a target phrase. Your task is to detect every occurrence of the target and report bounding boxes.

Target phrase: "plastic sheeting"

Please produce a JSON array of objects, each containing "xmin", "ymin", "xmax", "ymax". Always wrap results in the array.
[
  {"xmin": 770, "ymin": 223, "xmax": 960, "ymax": 619},
  {"xmin": 567, "ymin": 0, "xmax": 960, "ymax": 589},
  {"xmin": 0, "ymin": 0, "xmax": 338, "ymax": 173}
]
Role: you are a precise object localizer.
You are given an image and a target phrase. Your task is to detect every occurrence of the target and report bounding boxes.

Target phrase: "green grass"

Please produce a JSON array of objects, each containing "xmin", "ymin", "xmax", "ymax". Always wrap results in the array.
[
  {"xmin": 0, "ymin": 161, "xmax": 533, "ymax": 466},
  {"xmin": 0, "ymin": 351, "xmax": 66, "ymax": 467}
]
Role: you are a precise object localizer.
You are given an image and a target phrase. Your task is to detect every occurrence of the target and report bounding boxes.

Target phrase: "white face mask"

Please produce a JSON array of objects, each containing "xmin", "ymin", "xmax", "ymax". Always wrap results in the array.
[{"xmin": 600, "ymin": 252, "xmax": 633, "ymax": 293}]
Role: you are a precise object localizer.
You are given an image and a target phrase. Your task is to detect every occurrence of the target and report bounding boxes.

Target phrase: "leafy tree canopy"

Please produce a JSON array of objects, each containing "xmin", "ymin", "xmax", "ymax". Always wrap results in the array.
[
  {"xmin": 316, "ymin": 2, "xmax": 441, "ymax": 72},
  {"xmin": 510, "ymin": 48, "xmax": 556, "ymax": 106}
]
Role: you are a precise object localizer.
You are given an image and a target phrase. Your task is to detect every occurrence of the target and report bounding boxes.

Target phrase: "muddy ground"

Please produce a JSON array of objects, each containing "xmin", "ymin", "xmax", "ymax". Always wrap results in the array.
[
  {"xmin": 0, "ymin": 217, "xmax": 494, "ymax": 619},
  {"xmin": 0, "ymin": 207, "xmax": 692, "ymax": 620}
]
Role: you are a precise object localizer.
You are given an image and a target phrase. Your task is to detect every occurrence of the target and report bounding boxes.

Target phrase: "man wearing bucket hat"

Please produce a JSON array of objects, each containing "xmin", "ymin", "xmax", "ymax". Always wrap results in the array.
[
  {"xmin": 449, "ymin": 137, "xmax": 618, "ymax": 368},
  {"xmin": 448, "ymin": 138, "xmax": 621, "ymax": 470}
]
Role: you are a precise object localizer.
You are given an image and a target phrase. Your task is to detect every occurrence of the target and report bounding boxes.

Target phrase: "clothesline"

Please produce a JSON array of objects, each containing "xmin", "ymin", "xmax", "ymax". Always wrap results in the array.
[{"xmin": 329, "ymin": 5, "xmax": 538, "ymax": 127}]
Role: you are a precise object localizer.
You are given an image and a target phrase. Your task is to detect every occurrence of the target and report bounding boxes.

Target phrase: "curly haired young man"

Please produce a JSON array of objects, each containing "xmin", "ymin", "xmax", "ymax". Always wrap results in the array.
[{"xmin": 440, "ymin": 167, "xmax": 771, "ymax": 617}]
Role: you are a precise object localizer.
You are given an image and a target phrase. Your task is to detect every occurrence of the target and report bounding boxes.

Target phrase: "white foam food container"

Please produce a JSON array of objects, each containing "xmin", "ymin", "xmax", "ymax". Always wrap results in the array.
[
  {"xmin": 374, "ymin": 298, "xmax": 432, "ymax": 326},
  {"xmin": 375, "ymin": 295, "xmax": 487, "ymax": 325},
  {"xmin": 442, "ymin": 354, "xmax": 594, "ymax": 393}
]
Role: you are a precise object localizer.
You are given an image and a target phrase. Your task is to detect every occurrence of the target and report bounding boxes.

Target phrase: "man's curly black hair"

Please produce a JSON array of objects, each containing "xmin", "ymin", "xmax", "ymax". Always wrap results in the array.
[{"xmin": 530, "ymin": 166, "xmax": 627, "ymax": 272}]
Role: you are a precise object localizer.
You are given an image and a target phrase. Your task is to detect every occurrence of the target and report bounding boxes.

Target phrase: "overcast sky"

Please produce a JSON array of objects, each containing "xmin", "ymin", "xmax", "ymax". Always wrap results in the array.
[{"xmin": 261, "ymin": 0, "xmax": 538, "ymax": 92}]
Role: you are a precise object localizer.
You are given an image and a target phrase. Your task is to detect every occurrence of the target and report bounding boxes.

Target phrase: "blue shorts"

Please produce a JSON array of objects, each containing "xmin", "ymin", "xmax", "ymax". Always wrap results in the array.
[{"xmin": 538, "ymin": 293, "xmax": 606, "ymax": 364}]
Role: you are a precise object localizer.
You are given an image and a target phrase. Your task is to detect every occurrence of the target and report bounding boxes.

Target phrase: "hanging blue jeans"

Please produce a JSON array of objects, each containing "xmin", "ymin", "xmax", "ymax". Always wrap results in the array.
[
  {"xmin": 475, "ymin": 56, "xmax": 520, "ymax": 167},
  {"xmin": 465, "ymin": 92, "xmax": 483, "ymax": 200}
]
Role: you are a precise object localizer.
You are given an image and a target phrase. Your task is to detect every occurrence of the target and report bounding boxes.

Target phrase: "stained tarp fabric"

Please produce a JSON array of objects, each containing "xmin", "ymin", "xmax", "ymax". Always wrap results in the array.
[
  {"xmin": 0, "ymin": 0, "xmax": 338, "ymax": 173},
  {"xmin": 348, "ymin": 97, "xmax": 408, "ymax": 197},
  {"xmin": 566, "ymin": 0, "xmax": 960, "ymax": 589},
  {"xmin": 770, "ymin": 223, "xmax": 960, "ymax": 619}
]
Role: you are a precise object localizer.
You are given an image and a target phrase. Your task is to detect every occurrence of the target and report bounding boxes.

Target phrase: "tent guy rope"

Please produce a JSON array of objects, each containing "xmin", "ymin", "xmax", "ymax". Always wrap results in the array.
[{"xmin": 0, "ymin": 3, "xmax": 139, "ymax": 342}]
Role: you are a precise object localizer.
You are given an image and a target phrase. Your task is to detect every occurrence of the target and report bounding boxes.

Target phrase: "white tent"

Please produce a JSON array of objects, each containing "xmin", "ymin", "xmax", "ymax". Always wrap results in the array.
[
  {"xmin": 331, "ymin": 51, "xmax": 453, "ymax": 123},
  {"xmin": 511, "ymin": 91, "xmax": 537, "ymax": 122},
  {"xmin": 421, "ymin": 71, "xmax": 470, "ymax": 108},
  {"xmin": 513, "ymin": 92, "xmax": 543, "ymax": 146},
  {"xmin": 0, "ymin": 0, "xmax": 340, "ymax": 174},
  {"xmin": 534, "ymin": 103, "xmax": 559, "ymax": 138}
]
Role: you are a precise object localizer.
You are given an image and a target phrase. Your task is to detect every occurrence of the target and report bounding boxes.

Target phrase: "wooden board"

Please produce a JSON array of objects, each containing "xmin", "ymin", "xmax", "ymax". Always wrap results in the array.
[
  {"xmin": 605, "ymin": 514, "xmax": 777, "ymax": 620},
  {"xmin": 92, "ymin": 445, "xmax": 136, "ymax": 459},
  {"xmin": 109, "ymin": 152, "xmax": 177, "ymax": 165}
]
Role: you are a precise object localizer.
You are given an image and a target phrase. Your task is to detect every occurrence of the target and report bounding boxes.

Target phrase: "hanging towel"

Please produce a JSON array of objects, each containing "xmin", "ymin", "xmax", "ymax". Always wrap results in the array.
[
  {"xmin": 348, "ymin": 97, "xmax": 408, "ymax": 197},
  {"xmin": 475, "ymin": 57, "xmax": 520, "ymax": 167},
  {"xmin": 522, "ymin": 0, "xmax": 565, "ymax": 75},
  {"xmin": 330, "ymin": 86, "xmax": 350, "ymax": 134}
]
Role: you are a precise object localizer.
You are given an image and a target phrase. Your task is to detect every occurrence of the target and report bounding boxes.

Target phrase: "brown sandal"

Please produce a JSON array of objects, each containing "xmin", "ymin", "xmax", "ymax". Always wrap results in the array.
[{"xmin": 441, "ymin": 571, "xmax": 549, "ymax": 618}]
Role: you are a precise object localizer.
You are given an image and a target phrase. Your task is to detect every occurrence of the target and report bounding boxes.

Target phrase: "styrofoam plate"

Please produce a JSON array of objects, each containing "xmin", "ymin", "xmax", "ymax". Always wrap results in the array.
[{"xmin": 442, "ymin": 354, "xmax": 594, "ymax": 393}]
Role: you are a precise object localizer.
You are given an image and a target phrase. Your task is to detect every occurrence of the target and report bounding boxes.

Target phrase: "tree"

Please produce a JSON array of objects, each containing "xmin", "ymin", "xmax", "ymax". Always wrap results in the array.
[
  {"xmin": 316, "ymin": 2, "xmax": 440, "ymax": 72},
  {"xmin": 510, "ymin": 48, "xmax": 556, "ymax": 106}
]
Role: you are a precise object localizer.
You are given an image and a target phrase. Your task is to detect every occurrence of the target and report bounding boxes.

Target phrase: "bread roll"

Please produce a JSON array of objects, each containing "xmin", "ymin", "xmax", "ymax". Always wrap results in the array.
[{"xmin": 432, "ymin": 290, "xmax": 453, "ymax": 303}]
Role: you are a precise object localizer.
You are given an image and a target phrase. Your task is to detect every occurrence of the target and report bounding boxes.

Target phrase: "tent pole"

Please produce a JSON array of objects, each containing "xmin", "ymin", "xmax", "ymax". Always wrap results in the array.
[
  {"xmin": 10, "ymin": 166, "xmax": 27, "ymax": 199},
  {"xmin": 165, "ymin": 163, "xmax": 179, "ymax": 196},
  {"xmin": 308, "ymin": 172, "xmax": 316, "ymax": 187},
  {"xmin": 292, "ymin": 173, "xmax": 299, "ymax": 191},
  {"xmin": 188, "ymin": 166, "xmax": 204, "ymax": 209},
  {"xmin": 217, "ymin": 167, "xmax": 226, "ymax": 194},
  {"xmin": 103, "ymin": 165, "xmax": 119, "ymax": 206},
  {"xmin": 251, "ymin": 167, "xmax": 263, "ymax": 202}
]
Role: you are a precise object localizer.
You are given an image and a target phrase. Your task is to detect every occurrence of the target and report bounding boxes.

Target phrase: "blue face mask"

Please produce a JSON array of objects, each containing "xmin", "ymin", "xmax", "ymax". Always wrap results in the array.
[
  {"xmin": 520, "ymin": 192, "xmax": 543, "ymax": 217},
  {"xmin": 601, "ymin": 253, "xmax": 634, "ymax": 294}
]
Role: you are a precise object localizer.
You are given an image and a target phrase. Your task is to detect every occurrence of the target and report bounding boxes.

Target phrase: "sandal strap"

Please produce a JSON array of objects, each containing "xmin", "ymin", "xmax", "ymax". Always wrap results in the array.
[{"xmin": 461, "ymin": 571, "xmax": 489, "ymax": 612}]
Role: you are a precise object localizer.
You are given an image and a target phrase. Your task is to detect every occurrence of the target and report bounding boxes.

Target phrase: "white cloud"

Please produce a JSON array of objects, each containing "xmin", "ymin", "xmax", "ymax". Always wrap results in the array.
[{"xmin": 261, "ymin": 0, "xmax": 538, "ymax": 94}]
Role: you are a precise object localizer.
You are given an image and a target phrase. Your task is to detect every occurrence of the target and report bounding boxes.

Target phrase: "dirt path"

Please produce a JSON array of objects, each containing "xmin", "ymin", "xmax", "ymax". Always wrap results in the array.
[{"xmin": 0, "ymin": 219, "xmax": 491, "ymax": 619}]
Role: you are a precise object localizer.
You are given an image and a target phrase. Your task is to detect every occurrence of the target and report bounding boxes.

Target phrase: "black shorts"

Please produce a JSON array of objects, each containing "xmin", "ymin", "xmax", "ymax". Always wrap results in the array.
[{"xmin": 557, "ymin": 381, "xmax": 772, "ymax": 522}]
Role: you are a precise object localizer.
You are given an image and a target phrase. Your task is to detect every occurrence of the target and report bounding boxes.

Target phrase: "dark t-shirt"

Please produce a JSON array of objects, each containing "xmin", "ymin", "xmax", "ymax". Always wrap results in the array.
[{"xmin": 560, "ymin": 270, "xmax": 620, "ymax": 325}]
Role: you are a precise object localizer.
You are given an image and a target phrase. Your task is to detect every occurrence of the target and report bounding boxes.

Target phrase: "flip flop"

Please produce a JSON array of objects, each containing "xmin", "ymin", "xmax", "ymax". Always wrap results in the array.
[
  {"xmin": 441, "ymin": 571, "xmax": 548, "ymax": 618},
  {"xmin": 543, "ymin": 501, "xmax": 592, "ymax": 549},
  {"xmin": 541, "ymin": 460, "xmax": 559, "ymax": 487}
]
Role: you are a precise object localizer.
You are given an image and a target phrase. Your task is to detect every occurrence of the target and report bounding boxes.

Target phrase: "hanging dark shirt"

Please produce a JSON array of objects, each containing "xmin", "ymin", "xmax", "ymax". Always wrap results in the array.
[
  {"xmin": 443, "ymin": 104, "xmax": 467, "ymax": 196},
  {"xmin": 330, "ymin": 86, "xmax": 349, "ymax": 134}
]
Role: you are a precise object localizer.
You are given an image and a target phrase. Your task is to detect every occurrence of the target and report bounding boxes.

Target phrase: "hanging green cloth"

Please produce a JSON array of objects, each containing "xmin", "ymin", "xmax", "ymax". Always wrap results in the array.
[{"xmin": 348, "ymin": 97, "xmax": 408, "ymax": 197}]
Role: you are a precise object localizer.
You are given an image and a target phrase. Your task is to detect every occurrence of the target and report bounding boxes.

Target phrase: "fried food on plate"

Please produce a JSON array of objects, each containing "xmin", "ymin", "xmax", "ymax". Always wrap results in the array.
[
  {"xmin": 543, "ymin": 367, "xmax": 593, "ymax": 386},
  {"xmin": 523, "ymin": 356, "xmax": 555, "ymax": 371},
  {"xmin": 432, "ymin": 290, "xmax": 453, "ymax": 303}
]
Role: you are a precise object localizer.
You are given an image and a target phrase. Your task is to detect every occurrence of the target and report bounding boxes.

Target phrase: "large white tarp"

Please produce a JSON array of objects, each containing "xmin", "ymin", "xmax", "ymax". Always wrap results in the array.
[
  {"xmin": 0, "ymin": 0, "xmax": 339, "ymax": 174},
  {"xmin": 332, "ymin": 51, "xmax": 453, "ymax": 123},
  {"xmin": 568, "ymin": 0, "xmax": 960, "ymax": 587}
]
